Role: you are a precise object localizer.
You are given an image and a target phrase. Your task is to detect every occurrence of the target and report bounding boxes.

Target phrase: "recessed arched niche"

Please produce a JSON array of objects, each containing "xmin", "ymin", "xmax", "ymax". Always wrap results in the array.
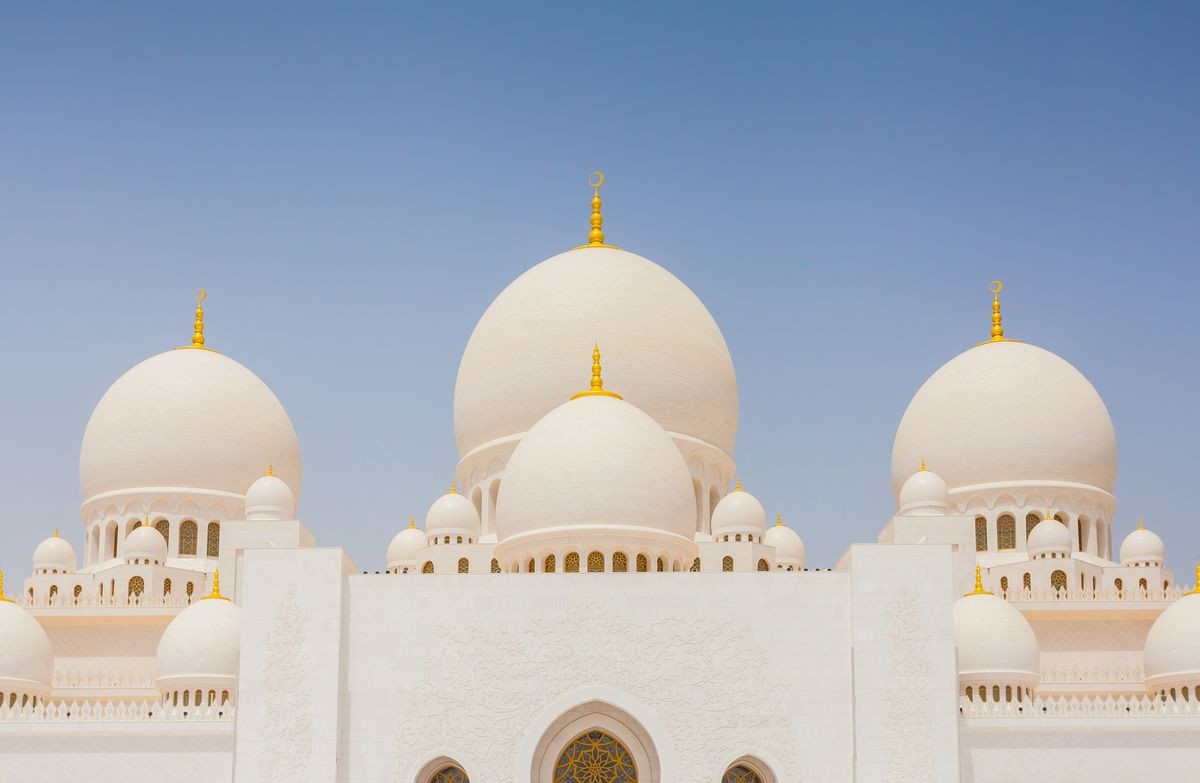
[{"xmin": 531, "ymin": 699, "xmax": 660, "ymax": 783}]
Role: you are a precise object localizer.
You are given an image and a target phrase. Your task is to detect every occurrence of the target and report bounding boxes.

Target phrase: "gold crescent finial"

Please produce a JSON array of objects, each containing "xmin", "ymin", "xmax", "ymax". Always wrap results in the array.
[
  {"xmin": 576, "ymin": 172, "xmax": 617, "ymax": 249},
  {"xmin": 989, "ymin": 280, "xmax": 1003, "ymax": 295},
  {"xmin": 191, "ymin": 288, "xmax": 208, "ymax": 349},
  {"xmin": 978, "ymin": 279, "xmax": 1018, "ymax": 345},
  {"xmin": 589, "ymin": 171, "xmax": 605, "ymax": 189},
  {"xmin": 207, "ymin": 569, "xmax": 229, "ymax": 601},
  {"xmin": 966, "ymin": 563, "xmax": 993, "ymax": 596},
  {"xmin": 571, "ymin": 342, "xmax": 623, "ymax": 400}
]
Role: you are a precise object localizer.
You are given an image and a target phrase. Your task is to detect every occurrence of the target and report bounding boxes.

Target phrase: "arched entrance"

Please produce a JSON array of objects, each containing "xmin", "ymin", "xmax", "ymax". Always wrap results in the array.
[
  {"xmin": 530, "ymin": 699, "xmax": 660, "ymax": 782},
  {"xmin": 554, "ymin": 730, "xmax": 637, "ymax": 782}
]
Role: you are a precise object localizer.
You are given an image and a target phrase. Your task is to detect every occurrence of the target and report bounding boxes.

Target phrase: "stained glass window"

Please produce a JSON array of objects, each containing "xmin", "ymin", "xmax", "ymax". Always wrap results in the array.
[
  {"xmin": 128, "ymin": 576, "xmax": 144, "ymax": 597},
  {"xmin": 553, "ymin": 730, "xmax": 636, "ymax": 783},
  {"xmin": 545, "ymin": 554, "xmax": 556, "ymax": 573},
  {"xmin": 1051, "ymin": 570, "xmax": 1067, "ymax": 591},
  {"xmin": 491, "ymin": 559, "xmax": 500, "ymax": 574},
  {"xmin": 974, "ymin": 517, "xmax": 987, "ymax": 551},
  {"xmin": 723, "ymin": 764, "xmax": 765, "ymax": 783},
  {"xmin": 527, "ymin": 558, "xmax": 535, "ymax": 573},
  {"xmin": 656, "ymin": 557, "xmax": 664, "ymax": 572},
  {"xmin": 613, "ymin": 552, "xmax": 628, "ymax": 572},
  {"xmin": 155, "ymin": 519, "xmax": 170, "ymax": 548},
  {"xmin": 1000, "ymin": 576, "xmax": 1008, "ymax": 594},
  {"xmin": 587, "ymin": 552, "xmax": 604, "ymax": 572},
  {"xmin": 422, "ymin": 561, "xmax": 434, "ymax": 574},
  {"xmin": 636, "ymin": 554, "xmax": 647, "ymax": 573},
  {"xmin": 163, "ymin": 578, "xmax": 172, "ymax": 596},
  {"xmin": 207, "ymin": 522, "xmax": 220, "ymax": 557},
  {"xmin": 997, "ymin": 515, "xmax": 1016, "ymax": 550},
  {"xmin": 431, "ymin": 766, "xmax": 468, "ymax": 783},
  {"xmin": 180, "ymin": 520, "xmax": 198, "ymax": 555},
  {"xmin": 1023, "ymin": 572, "xmax": 1031, "ymax": 590},
  {"xmin": 566, "ymin": 552, "xmax": 580, "ymax": 572},
  {"xmin": 757, "ymin": 559, "xmax": 768, "ymax": 572},
  {"xmin": 722, "ymin": 556, "xmax": 734, "ymax": 572},
  {"xmin": 1025, "ymin": 513, "xmax": 1041, "ymax": 539},
  {"xmin": 458, "ymin": 558, "xmax": 469, "ymax": 574},
  {"xmin": 690, "ymin": 558, "xmax": 700, "ymax": 572}
]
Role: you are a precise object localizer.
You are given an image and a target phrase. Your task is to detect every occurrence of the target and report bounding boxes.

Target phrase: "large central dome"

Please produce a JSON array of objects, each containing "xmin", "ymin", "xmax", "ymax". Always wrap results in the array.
[{"xmin": 454, "ymin": 246, "xmax": 738, "ymax": 459}]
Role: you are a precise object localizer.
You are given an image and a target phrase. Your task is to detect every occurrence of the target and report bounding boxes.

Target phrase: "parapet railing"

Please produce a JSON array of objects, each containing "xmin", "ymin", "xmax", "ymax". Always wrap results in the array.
[
  {"xmin": 19, "ymin": 593, "xmax": 198, "ymax": 609},
  {"xmin": 1000, "ymin": 585, "xmax": 1188, "ymax": 603},
  {"xmin": 960, "ymin": 694, "xmax": 1200, "ymax": 717},
  {"xmin": 1039, "ymin": 664, "xmax": 1144, "ymax": 685},
  {"xmin": 0, "ymin": 699, "xmax": 234, "ymax": 723}
]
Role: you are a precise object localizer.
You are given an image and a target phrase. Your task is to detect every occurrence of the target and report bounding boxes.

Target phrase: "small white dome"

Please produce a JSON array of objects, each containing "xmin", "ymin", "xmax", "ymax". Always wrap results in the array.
[
  {"xmin": 1026, "ymin": 518, "xmax": 1071, "ymax": 557},
  {"xmin": 80, "ymin": 347, "xmax": 301, "ymax": 506},
  {"xmin": 425, "ymin": 485, "xmax": 481, "ymax": 541},
  {"xmin": 1119, "ymin": 521, "xmax": 1165, "ymax": 566},
  {"xmin": 1143, "ymin": 579, "xmax": 1200, "ymax": 695},
  {"xmin": 897, "ymin": 464, "xmax": 950, "ymax": 516},
  {"xmin": 494, "ymin": 382, "xmax": 697, "ymax": 563},
  {"xmin": 953, "ymin": 574, "xmax": 1040, "ymax": 688},
  {"xmin": 125, "ymin": 525, "xmax": 168, "ymax": 563},
  {"xmin": 0, "ymin": 594, "xmax": 53, "ymax": 697},
  {"xmin": 764, "ymin": 515, "xmax": 805, "ymax": 568},
  {"xmin": 155, "ymin": 577, "xmax": 241, "ymax": 700},
  {"xmin": 32, "ymin": 532, "xmax": 77, "ymax": 573},
  {"xmin": 245, "ymin": 470, "xmax": 296, "ymax": 521},
  {"xmin": 711, "ymin": 481, "xmax": 767, "ymax": 537},
  {"xmin": 387, "ymin": 520, "xmax": 427, "ymax": 570}
]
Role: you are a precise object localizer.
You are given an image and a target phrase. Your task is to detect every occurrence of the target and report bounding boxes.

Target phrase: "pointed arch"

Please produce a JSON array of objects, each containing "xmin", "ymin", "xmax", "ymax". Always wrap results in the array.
[{"xmin": 522, "ymin": 692, "xmax": 665, "ymax": 783}]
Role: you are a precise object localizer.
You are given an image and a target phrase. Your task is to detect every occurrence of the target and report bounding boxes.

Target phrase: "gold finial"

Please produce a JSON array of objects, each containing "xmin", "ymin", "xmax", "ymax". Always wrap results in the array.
[
  {"xmin": 207, "ymin": 569, "xmax": 229, "ymax": 601},
  {"xmin": 409, "ymin": 515, "xmax": 416, "ymax": 530},
  {"xmin": 1138, "ymin": 518, "xmax": 1144, "ymax": 531},
  {"xmin": 735, "ymin": 478, "xmax": 743, "ymax": 492},
  {"xmin": 776, "ymin": 513, "xmax": 783, "ymax": 527},
  {"xmin": 1189, "ymin": 563, "xmax": 1200, "ymax": 596},
  {"xmin": 966, "ymin": 563, "xmax": 993, "ymax": 596},
  {"xmin": 449, "ymin": 481, "xmax": 457, "ymax": 495},
  {"xmin": 267, "ymin": 464, "xmax": 274, "ymax": 477},
  {"xmin": 978, "ymin": 280, "xmax": 1019, "ymax": 345},
  {"xmin": 54, "ymin": 528, "xmax": 60, "ymax": 538},
  {"xmin": 571, "ymin": 342, "xmax": 623, "ymax": 400},
  {"xmin": 144, "ymin": 513, "xmax": 150, "ymax": 527},
  {"xmin": 576, "ymin": 172, "xmax": 617, "ymax": 249},
  {"xmin": 920, "ymin": 457, "xmax": 927, "ymax": 472},
  {"xmin": 191, "ymin": 288, "xmax": 207, "ymax": 348},
  {"xmin": 0, "ymin": 569, "xmax": 10, "ymax": 603},
  {"xmin": 1045, "ymin": 508, "xmax": 1053, "ymax": 523}
]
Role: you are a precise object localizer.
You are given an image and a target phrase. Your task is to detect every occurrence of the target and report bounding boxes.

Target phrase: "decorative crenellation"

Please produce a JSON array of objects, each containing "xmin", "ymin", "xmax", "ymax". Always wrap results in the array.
[
  {"xmin": 959, "ymin": 693, "xmax": 1200, "ymax": 717},
  {"xmin": 53, "ymin": 664, "xmax": 156, "ymax": 690},
  {"xmin": 20, "ymin": 592, "xmax": 198, "ymax": 610},
  {"xmin": 1000, "ymin": 584, "xmax": 1188, "ymax": 603},
  {"xmin": 0, "ymin": 699, "xmax": 235, "ymax": 722},
  {"xmin": 1038, "ymin": 663, "xmax": 1144, "ymax": 685}
]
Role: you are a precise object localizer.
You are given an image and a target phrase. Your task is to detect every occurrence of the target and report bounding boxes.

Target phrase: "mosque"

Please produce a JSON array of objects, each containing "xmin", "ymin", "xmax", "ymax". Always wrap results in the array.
[{"xmin": 1, "ymin": 175, "xmax": 1198, "ymax": 783}]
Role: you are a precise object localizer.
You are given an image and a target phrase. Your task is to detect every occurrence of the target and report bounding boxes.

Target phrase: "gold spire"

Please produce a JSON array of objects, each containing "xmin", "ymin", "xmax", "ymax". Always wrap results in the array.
[
  {"xmin": 1189, "ymin": 563, "xmax": 1200, "ymax": 596},
  {"xmin": 979, "ymin": 280, "xmax": 1018, "ymax": 345},
  {"xmin": 735, "ymin": 478, "xmax": 743, "ymax": 492},
  {"xmin": 576, "ymin": 172, "xmax": 617, "ymax": 249},
  {"xmin": 267, "ymin": 464, "xmax": 274, "ymax": 477},
  {"xmin": 144, "ymin": 513, "xmax": 150, "ymax": 527},
  {"xmin": 920, "ymin": 457, "xmax": 927, "ymax": 472},
  {"xmin": 571, "ymin": 343, "xmax": 623, "ymax": 400},
  {"xmin": 449, "ymin": 481, "xmax": 457, "ymax": 495},
  {"xmin": 54, "ymin": 528, "xmax": 59, "ymax": 538},
  {"xmin": 0, "ymin": 569, "xmax": 11, "ymax": 603},
  {"xmin": 776, "ymin": 513, "xmax": 783, "ymax": 527},
  {"xmin": 1138, "ymin": 518, "xmax": 1145, "ymax": 531},
  {"xmin": 190, "ymin": 288, "xmax": 207, "ymax": 348},
  {"xmin": 409, "ymin": 515, "xmax": 416, "ymax": 529},
  {"xmin": 207, "ymin": 569, "xmax": 229, "ymax": 601},
  {"xmin": 966, "ymin": 563, "xmax": 993, "ymax": 596}
]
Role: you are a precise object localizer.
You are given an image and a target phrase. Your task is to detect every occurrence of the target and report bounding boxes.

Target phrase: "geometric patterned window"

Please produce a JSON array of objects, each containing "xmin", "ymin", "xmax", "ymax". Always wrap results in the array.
[
  {"xmin": 553, "ymin": 730, "xmax": 637, "ymax": 783},
  {"xmin": 1000, "ymin": 576, "xmax": 1009, "ymax": 594},
  {"xmin": 974, "ymin": 517, "xmax": 988, "ymax": 552},
  {"xmin": 566, "ymin": 553, "xmax": 580, "ymax": 573},
  {"xmin": 587, "ymin": 552, "xmax": 604, "ymax": 573},
  {"xmin": 206, "ymin": 522, "xmax": 220, "ymax": 557},
  {"xmin": 422, "ymin": 561, "xmax": 434, "ymax": 574},
  {"xmin": 1025, "ymin": 512, "xmax": 1042, "ymax": 540},
  {"xmin": 163, "ymin": 578, "xmax": 172, "ymax": 596},
  {"xmin": 997, "ymin": 515, "xmax": 1016, "ymax": 550},
  {"xmin": 179, "ymin": 520, "xmax": 198, "ymax": 556},
  {"xmin": 635, "ymin": 554, "xmax": 647, "ymax": 573},
  {"xmin": 757, "ymin": 558, "xmax": 769, "ymax": 572},
  {"xmin": 1023, "ymin": 572, "xmax": 1031, "ymax": 591},
  {"xmin": 155, "ymin": 519, "xmax": 170, "ymax": 548},
  {"xmin": 613, "ymin": 552, "xmax": 628, "ymax": 572},
  {"xmin": 1051, "ymin": 570, "xmax": 1067, "ymax": 591},
  {"xmin": 128, "ymin": 576, "xmax": 144, "ymax": 597},
  {"xmin": 458, "ymin": 558, "xmax": 469, "ymax": 574},
  {"xmin": 724, "ymin": 765, "xmax": 765, "ymax": 783},
  {"xmin": 430, "ymin": 766, "xmax": 469, "ymax": 783},
  {"xmin": 544, "ymin": 554, "xmax": 556, "ymax": 573},
  {"xmin": 722, "ymin": 556, "xmax": 734, "ymax": 572},
  {"xmin": 490, "ymin": 559, "xmax": 500, "ymax": 574}
]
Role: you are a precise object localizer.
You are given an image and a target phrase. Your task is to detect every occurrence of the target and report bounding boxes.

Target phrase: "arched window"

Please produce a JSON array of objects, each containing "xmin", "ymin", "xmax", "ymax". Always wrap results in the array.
[
  {"xmin": 565, "ymin": 553, "xmax": 580, "ymax": 573},
  {"xmin": 1023, "ymin": 572, "xmax": 1031, "ymax": 591},
  {"xmin": 757, "ymin": 558, "xmax": 768, "ymax": 572},
  {"xmin": 587, "ymin": 552, "xmax": 604, "ymax": 572},
  {"xmin": 554, "ymin": 730, "xmax": 636, "ymax": 783},
  {"xmin": 179, "ymin": 521, "xmax": 198, "ymax": 556},
  {"xmin": 163, "ymin": 578, "xmax": 172, "ymax": 596},
  {"xmin": 458, "ymin": 558, "xmax": 469, "ymax": 574},
  {"xmin": 636, "ymin": 554, "xmax": 647, "ymax": 572},
  {"xmin": 613, "ymin": 552, "xmax": 628, "ymax": 572},
  {"xmin": 689, "ymin": 557, "xmax": 700, "ymax": 572},
  {"xmin": 656, "ymin": 557, "xmax": 664, "ymax": 573},
  {"xmin": 422, "ymin": 561, "xmax": 434, "ymax": 574},
  {"xmin": 544, "ymin": 554, "xmax": 556, "ymax": 573},
  {"xmin": 723, "ymin": 764, "xmax": 766, "ymax": 783},
  {"xmin": 127, "ymin": 577, "xmax": 144, "ymax": 597},
  {"xmin": 73, "ymin": 585, "xmax": 82, "ymax": 600},
  {"xmin": 997, "ymin": 514, "xmax": 1016, "ymax": 550},
  {"xmin": 185, "ymin": 582, "xmax": 195, "ymax": 600},
  {"xmin": 974, "ymin": 517, "xmax": 987, "ymax": 551},
  {"xmin": 1139, "ymin": 577, "xmax": 1148, "ymax": 592},
  {"xmin": 722, "ymin": 556, "xmax": 734, "ymax": 572},
  {"xmin": 206, "ymin": 522, "xmax": 220, "ymax": 557},
  {"xmin": 527, "ymin": 558, "xmax": 535, "ymax": 573},
  {"xmin": 1000, "ymin": 576, "xmax": 1008, "ymax": 594},
  {"xmin": 1114, "ymin": 577, "xmax": 1124, "ymax": 595},
  {"xmin": 1051, "ymin": 570, "xmax": 1067, "ymax": 591},
  {"xmin": 1025, "ymin": 512, "xmax": 1042, "ymax": 540},
  {"xmin": 49, "ymin": 585, "xmax": 58, "ymax": 600},
  {"xmin": 490, "ymin": 558, "xmax": 500, "ymax": 574},
  {"xmin": 430, "ymin": 765, "xmax": 469, "ymax": 783},
  {"xmin": 735, "ymin": 533, "xmax": 742, "ymax": 542},
  {"xmin": 155, "ymin": 519, "xmax": 170, "ymax": 548}
]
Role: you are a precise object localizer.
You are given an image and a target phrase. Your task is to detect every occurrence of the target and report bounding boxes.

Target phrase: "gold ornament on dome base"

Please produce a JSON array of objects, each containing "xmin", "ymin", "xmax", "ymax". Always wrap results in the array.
[{"xmin": 571, "ymin": 343, "xmax": 622, "ymax": 400}]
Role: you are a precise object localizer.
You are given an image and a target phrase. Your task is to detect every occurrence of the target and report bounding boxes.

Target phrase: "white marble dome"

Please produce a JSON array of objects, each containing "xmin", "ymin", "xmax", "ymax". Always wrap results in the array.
[
  {"xmin": 155, "ymin": 582, "xmax": 241, "ymax": 700},
  {"xmin": 387, "ymin": 520, "xmax": 427, "ymax": 571},
  {"xmin": 125, "ymin": 525, "xmax": 168, "ymax": 563},
  {"xmin": 953, "ymin": 578, "xmax": 1040, "ymax": 688},
  {"xmin": 1027, "ymin": 518, "xmax": 1071, "ymax": 557},
  {"xmin": 32, "ymin": 533, "xmax": 76, "ymax": 573},
  {"xmin": 494, "ymin": 392, "xmax": 697, "ymax": 559},
  {"xmin": 245, "ymin": 471, "xmax": 296, "ymax": 521},
  {"xmin": 764, "ymin": 516, "xmax": 805, "ymax": 569},
  {"xmin": 1119, "ymin": 521, "xmax": 1165, "ymax": 566},
  {"xmin": 1143, "ymin": 581, "xmax": 1200, "ymax": 696},
  {"xmin": 891, "ymin": 341, "xmax": 1116, "ymax": 502},
  {"xmin": 454, "ymin": 247, "xmax": 738, "ymax": 460},
  {"xmin": 425, "ymin": 485, "xmax": 481, "ymax": 541},
  {"xmin": 897, "ymin": 464, "xmax": 950, "ymax": 516},
  {"xmin": 80, "ymin": 348, "xmax": 302, "ymax": 506},
  {"xmin": 711, "ymin": 482, "xmax": 767, "ymax": 538},
  {"xmin": 0, "ymin": 596, "xmax": 53, "ymax": 697}
]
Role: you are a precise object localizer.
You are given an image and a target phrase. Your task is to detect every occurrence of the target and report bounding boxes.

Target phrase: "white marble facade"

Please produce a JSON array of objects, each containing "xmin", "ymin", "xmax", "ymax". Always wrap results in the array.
[{"xmin": 2, "ymin": 183, "xmax": 1199, "ymax": 783}]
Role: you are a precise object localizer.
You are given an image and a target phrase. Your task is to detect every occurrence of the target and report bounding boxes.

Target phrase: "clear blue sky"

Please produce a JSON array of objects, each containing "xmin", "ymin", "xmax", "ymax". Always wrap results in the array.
[{"xmin": 2, "ymin": 2, "xmax": 1197, "ymax": 577}]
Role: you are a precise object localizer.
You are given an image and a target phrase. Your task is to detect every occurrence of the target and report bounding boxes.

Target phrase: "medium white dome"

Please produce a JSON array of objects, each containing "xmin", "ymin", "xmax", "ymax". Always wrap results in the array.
[
  {"xmin": 387, "ymin": 520, "xmax": 427, "ymax": 570},
  {"xmin": 1119, "ymin": 521, "xmax": 1165, "ymax": 566},
  {"xmin": 1143, "ymin": 582, "xmax": 1200, "ymax": 695},
  {"xmin": 245, "ymin": 471, "xmax": 296, "ymax": 521},
  {"xmin": 764, "ymin": 516, "xmax": 805, "ymax": 568},
  {"xmin": 156, "ymin": 584, "xmax": 241, "ymax": 698},
  {"xmin": 32, "ymin": 533, "xmax": 76, "ymax": 573},
  {"xmin": 125, "ymin": 525, "xmax": 168, "ymax": 563},
  {"xmin": 711, "ymin": 482, "xmax": 767, "ymax": 537},
  {"xmin": 80, "ymin": 348, "xmax": 302, "ymax": 506},
  {"xmin": 953, "ymin": 579, "xmax": 1040, "ymax": 687},
  {"xmin": 891, "ymin": 341, "xmax": 1116, "ymax": 502},
  {"xmin": 454, "ymin": 247, "xmax": 738, "ymax": 459},
  {"xmin": 425, "ymin": 485, "xmax": 480, "ymax": 540},
  {"xmin": 494, "ymin": 393, "xmax": 697, "ymax": 557},
  {"xmin": 0, "ymin": 597, "xmax": 53, "ymax": 696},
  {"xmin": 897, "ymin": 464, "xmax": 950, "ymax": 516},
  {"xmin": 1026, "ymin": 518, "xmax": 1071, "ymax": 557}
]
